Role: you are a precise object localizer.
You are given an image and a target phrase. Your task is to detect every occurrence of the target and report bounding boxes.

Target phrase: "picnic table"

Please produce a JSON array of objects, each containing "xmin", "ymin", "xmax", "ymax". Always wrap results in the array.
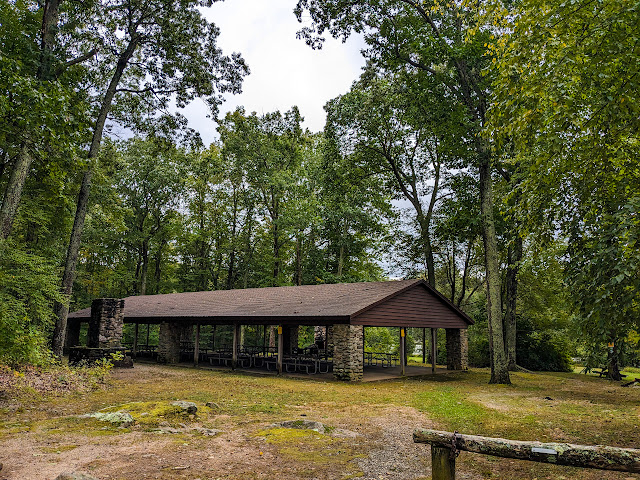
[
  {"xmin": 364, "ymin": 351, "xmax": 399, "ymax": 368},
  {"xmin": 590, "ymin": 368, "xmax": 626, "ymax": 379}
]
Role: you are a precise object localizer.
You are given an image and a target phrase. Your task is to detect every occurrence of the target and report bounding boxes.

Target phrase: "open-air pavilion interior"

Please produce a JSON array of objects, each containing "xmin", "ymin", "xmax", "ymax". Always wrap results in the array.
[{"xmin": 67, "ymin": 279, "xmax": 472, "ymax": 382}]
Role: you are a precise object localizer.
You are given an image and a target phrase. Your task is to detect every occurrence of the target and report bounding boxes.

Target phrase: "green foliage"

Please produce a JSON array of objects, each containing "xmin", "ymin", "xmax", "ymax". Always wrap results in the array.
[
  {"xmin": 0, "ymin": 241, "xmax": 62, "ymax": 365},
  {"xmin": 364, "ymin": 327, "xmax": 396, "ymax": 353},
  {"xmin": 517, "ymin": 319, "xmax": 573, "ymax": 372}
]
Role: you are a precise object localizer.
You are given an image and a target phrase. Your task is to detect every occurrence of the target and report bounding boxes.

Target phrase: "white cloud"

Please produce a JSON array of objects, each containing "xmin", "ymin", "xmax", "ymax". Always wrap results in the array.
[{"xmin": 181, "ymin": 0, "xmax": 366, "ymax": 146}]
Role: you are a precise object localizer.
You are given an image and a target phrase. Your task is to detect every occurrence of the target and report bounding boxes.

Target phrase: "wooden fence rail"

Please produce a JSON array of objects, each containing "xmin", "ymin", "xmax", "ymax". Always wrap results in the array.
[{"xmin": 413, "ymin": 428, "xmax": 640, "ymax": 480}]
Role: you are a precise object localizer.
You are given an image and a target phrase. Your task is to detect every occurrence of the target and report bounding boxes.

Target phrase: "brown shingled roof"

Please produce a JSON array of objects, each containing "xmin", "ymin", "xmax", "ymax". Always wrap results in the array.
[{"xmin": 68, "ymin": 279, "xmax": 473, "ymax": 327}]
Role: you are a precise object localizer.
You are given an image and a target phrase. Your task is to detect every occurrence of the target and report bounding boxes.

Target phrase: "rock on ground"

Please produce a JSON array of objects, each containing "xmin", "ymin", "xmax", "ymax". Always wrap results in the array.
[
  {"xmin": 171, "ymin": 401, "xmax": 197, "ymax": 414},
  {"xmin": 83, "ymin": 411, "xmax": 134, "ymax": 427},
  {"xmin": 55, "ymin": 473, "xmax": 99, "ymax": 480}
]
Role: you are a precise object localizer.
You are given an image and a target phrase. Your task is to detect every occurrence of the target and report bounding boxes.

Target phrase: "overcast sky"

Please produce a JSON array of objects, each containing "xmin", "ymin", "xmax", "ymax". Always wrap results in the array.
[{"xmin": 181, "ymin": 0, "xmax": 366, "ymax": 146}]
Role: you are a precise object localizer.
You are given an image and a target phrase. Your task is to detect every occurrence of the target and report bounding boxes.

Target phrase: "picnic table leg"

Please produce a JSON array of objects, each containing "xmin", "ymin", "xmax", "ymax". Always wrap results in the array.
[{"xmin": 432, "ymin": 445, "xmax": 456, "ymax": 480}]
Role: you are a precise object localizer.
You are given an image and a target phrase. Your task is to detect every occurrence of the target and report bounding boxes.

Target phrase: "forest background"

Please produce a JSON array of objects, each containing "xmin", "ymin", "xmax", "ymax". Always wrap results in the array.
[{"xmin": 1, "ymin": 0, "xmax": 638, "ymax": 383}]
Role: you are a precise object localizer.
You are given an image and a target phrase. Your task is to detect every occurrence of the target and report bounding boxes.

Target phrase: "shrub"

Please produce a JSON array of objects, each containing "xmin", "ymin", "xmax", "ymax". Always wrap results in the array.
[{"xmin": 0, "ymin": 240, "xmax": 62, "ymax": 366}]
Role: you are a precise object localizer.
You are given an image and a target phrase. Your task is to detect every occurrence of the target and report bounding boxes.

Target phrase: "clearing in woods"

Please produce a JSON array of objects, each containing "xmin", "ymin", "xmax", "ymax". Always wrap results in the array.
[{"xmin": 0, "ymin": 364, "xmax": 639, "ymax": 480}]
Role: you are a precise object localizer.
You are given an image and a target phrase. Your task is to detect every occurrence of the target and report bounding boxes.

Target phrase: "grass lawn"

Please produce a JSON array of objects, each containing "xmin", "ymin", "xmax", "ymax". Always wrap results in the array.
[{"xmin": 1, "ymin": 364, "xmax": 639, "ymax": 479}]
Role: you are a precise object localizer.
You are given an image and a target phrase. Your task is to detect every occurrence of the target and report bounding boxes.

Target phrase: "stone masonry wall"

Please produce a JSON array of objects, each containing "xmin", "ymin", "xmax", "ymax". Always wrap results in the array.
[
  {"xmin": 157, "ymin": 322, "xmax": 182, "ymax": 364},
  {"xmin": 326, "ymin": 325, "xmax": 334, "ymax": 357},
  {"xmin": 88, "ymin": 298, "xmax": 124, "ymax": 348},
  {"xmin": 314, "ymin": 326, "xmax": 326, "ymax": 348},
  {"xmin": 283, "ymin": 325, "xmax": 299, "ymax": 354},
  {"xmin": 446, "ymin": 328, "xmax": 469, "ymax": 370},
  {"xmin": 332, "ymin": 324, "xmax": 364, "ymax": 382}
]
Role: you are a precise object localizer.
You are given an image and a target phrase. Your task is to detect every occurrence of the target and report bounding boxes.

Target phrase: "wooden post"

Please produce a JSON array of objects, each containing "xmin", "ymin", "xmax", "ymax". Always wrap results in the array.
[
  {"xmin": 432, "ymin": 445, "xmax": 456, "ymax": 480},
  {"xmin": 414, "ymin": 428, "xmax": 640, "ymax": 474},
  {"xmin": 405, "ymin": 327, "xmax": 409, "ymax": 366},
  {"xmin": 146, "ymin": 323, "xmax": 150, "ymax": 347},
  {"xmin": 400, "ymin": 327, "xmax": 406, "ymax": 376},
  {"xmin": 212, "ymin": 324, "xmax": 216, "ymax": 350},
  {"xmin": 422, "ymin": 327, "xmax": 426, "ymax": 364},
  {"xmin": 193, "ymin": 323, "xmax": 200, "ymax": 366},
  {"xmin": 133, "ymin": 323, "xmax": 139, "ymax": 358},
  {"xmin": 263, "ymin": 324, "xmax": 267, "ymax": 354},
  {"xmin": 277, "ymin": 325, "xmax": 283, "ymax": 374},
  {"xmin": 232, "ymin": 323, "xmax": 239, "ymax": 370},
  {"xmin": 431, "ymin": 328, "xmax": 437, "ymax": 373}
]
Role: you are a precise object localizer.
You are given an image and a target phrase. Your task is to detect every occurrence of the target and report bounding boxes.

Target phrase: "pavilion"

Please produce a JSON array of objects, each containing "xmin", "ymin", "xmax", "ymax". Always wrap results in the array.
[{"xmin": 67, "ymin": 279, "xmax": 472, "ymax": 381}]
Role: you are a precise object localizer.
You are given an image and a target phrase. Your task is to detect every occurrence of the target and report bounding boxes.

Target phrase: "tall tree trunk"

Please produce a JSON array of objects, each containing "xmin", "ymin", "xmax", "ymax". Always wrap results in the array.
[
  {"xmin": 0, "ymin": 145, "xmax": 32, "ymax": 239},
  {"xmin": 504, "ymin": 235, "xmax": 522, "ymax": 371},
  {"xmin": 242, "ymin": 204, "xmax": 254, "ymax": 289},
  {"xmin": 51, "ymin": 37, "xmax": 139, "ymax": 357},
  {"xmin": 139, "ymin": 238, "xmax": 149, "ymax": 296},
  {"xmin": 337, "ymin": 221, "xmax": 347, "ymax": 277},
  {"xmin": 479, "ymin": 155, "xmax": 510, "ymax": 385},
  {"xmin": 154, "ymin": 243, "xmax": 162, "ymax": 294},
  {"xmin": 0, "ymin": 0, "xmax": 61, "ymax": 239},
  {"xmin": 295, "ymin": 230, "xmax": 302, "ymax": 286},
  {"xmin": 418, "ymin": 215, "xmax": 436, "ymax": 286},
  {"xmin": 607, "ymin": 341, "xmax": 622, "ymax": 381},
  {"xmin": 456, "ymin": 240, "xmax": 473, "ymax": 308},
  {"xmin": 226, "ymin": 190, "xmax": 238, "ymax": 290},
  {"xmin": 272, "ymin": 210, "xmax": 280, "ymax": 283}
]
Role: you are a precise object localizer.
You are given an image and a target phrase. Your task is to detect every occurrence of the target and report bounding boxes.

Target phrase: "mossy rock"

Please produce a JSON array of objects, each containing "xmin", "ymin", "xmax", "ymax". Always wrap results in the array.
[
  {"xmin": 83, "ymin": 412, "xmax": 134, "ymax": 427},
  {"xmin": 100, "ymin": 401, "xmax": 207, "ymax": 427}
]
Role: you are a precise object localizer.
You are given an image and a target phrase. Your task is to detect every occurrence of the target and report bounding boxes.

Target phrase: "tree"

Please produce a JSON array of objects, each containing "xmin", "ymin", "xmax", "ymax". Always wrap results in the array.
[
  {"xmin": 219, "ymin": 107, "xmax": 305, "ymax": 286},
  {"xmin": 325, "ymin": 72, "xmax": 457, "ymax": 286},
  {"xmin": 489, "ymin": 0, "xmax": 640, "ymax": 379},
  {"xmin": 0, "ymin": 0, "xmax": 90, "ymax": 239},
  {"xmin": 51, "ymin": 0, "xmax": 249, "ymax": 357},
  {"xmin": 295, "ymin": 0, "xmax": 511, "ymax": 382}
]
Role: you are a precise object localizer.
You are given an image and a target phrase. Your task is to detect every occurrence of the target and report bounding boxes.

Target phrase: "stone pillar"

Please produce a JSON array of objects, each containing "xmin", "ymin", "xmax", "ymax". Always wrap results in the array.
[
  {"xmin": 314, "ymin": 325, "xmax": 326, "ymax": 348},
  {"xmin": 332, "ymin": 324, "xmax": 364, "ymax": 382},
  {"xmin": 326, "ymin": 325, "xmax": 334, "ymax": 356},
  {"xmin": 446, "ymin": 328, "xmax": 469, "ymax": 370},
  {"xmin": 283, "ymin": 325, "xmax": 299, "ymax": 354},
  {"xmin": 88, "ymin": 298, "xmax": 124, "ymax": 348},
  {"xmin": 65, "ymin": 320, "xmax": 82, "ymax": 349},
  {"xmin": 157, "ymin": 322, "xmax": 181, "ymax": 364}
]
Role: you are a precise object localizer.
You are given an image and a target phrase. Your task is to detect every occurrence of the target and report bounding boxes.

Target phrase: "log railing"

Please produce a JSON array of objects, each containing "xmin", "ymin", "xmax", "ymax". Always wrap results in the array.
[{"xmin": 413, "ymin": 428, "xmax": 640, "ymax": 480}]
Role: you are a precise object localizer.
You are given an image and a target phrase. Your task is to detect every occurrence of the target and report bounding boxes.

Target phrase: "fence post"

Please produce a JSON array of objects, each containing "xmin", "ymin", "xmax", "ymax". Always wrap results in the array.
[{"xmin": 432, "ymin": 445, "xmax": 456, "ymax": 480}]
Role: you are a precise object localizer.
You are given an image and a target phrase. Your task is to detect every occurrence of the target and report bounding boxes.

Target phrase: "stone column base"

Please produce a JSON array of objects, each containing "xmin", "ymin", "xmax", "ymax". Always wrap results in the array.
[
  {"xmin": 157, "ymin": 322, "xmax": 182, "ymax": 364},
  {"xmin": 446, "ymin": 328, "xmax": 469, "ymax": 370},
  {"xmin": 332, "ymin": 324, "xmax": 364, "ymax": 382}
]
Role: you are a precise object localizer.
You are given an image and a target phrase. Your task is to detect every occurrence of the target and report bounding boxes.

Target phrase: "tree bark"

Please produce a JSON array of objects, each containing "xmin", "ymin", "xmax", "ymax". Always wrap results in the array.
[
  {"xmin": 608, "ymin": 341, "xmax": 623, "ymax": 381},
  {"xmin": 51, "ymin": 37, "xmax": 139, "ymax": 357},
  {"xmin": 295, "ymin": 230, "xmax": 303, "ymax": 286},
  {"xmin": 0, "ymin": 0, "xmax": 62, "ymax": 239},
  {"xmin": 479, "ymin": 156, "xmax": 510, "ymax": 384},
  {"xmin": 504, "ymin": 235, "xmax": 522, "ymax": 371},
  {"xmin": 139, "ymin": 238, "xmax": 149, "ymax": 295},
  {"xmin": 0, "ymin": 145, "xmax": 32, "ymax": 239}
]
